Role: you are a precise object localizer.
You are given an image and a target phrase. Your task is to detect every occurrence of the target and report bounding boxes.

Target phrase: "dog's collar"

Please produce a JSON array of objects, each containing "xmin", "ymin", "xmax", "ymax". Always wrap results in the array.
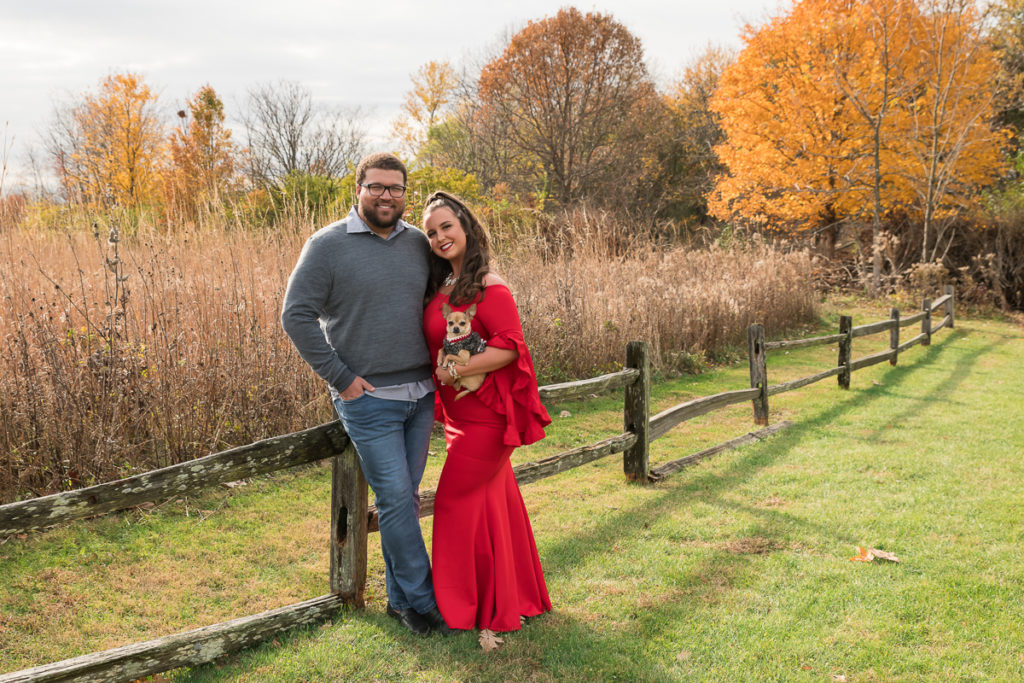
[{"xmin": 446, "ymin": 331, "xmax": 473, "ymax": 343}]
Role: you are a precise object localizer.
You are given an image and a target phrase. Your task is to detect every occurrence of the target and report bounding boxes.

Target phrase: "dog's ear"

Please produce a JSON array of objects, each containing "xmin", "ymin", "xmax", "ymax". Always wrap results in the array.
[
  {"xmin": 442, "ymin": 303, "xmax": 452, "ymax": 316},
  {"xmin": 465, "ymin": 303, "xmax": 476, "ymax": 319}
]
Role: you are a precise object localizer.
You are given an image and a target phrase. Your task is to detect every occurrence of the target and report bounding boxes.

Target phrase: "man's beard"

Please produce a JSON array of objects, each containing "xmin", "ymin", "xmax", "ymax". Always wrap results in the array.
[{"xmin": 361, "ymin": 200, "xmax": 404, "ymax": 230}]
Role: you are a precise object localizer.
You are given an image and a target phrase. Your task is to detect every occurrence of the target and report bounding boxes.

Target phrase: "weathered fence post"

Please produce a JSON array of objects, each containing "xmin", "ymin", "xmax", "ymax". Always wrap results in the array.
[
  {"xmin": 623, "ymin": 341, "xmax": 650, "ymax": 482},
  {"xmin": 944, "ymin": 284, "xmax": 955, "ymax": 328},
  {"xmin": 747, "ymin": 324, "xmax": 769, "ymax": 425},
  {"xmin": 922, "ymin": 298, "xmax": 932, "ymax": 346},
  {"xmin": 889, "ymin": 308, "xmax": 900, "ymax": 366},
  {"xmin": 330, "ymin": 443, "xmax": 368, "ymax": 607},
  {"xmin": 838, "ymin": 315, "xmax": 852, "ymax": 389}
]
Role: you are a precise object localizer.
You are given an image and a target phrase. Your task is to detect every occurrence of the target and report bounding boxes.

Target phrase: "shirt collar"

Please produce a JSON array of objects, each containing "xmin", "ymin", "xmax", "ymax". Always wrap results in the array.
[{"xmin": 346, "ymin": 206, "xmax": 409, "ymax": 240}]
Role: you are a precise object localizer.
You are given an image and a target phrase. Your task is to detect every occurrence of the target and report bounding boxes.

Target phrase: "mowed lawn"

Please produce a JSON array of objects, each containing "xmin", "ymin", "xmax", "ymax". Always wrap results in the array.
[{"xmin": 1, "ymin": 302, "xmax": 1022, "ymax": 681}]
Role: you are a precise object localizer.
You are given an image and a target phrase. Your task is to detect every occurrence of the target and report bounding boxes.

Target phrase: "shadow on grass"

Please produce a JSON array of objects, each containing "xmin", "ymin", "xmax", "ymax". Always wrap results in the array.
[
  {"xmin": 175, "ymin": 327, "xmax": 1003, "ymax": 680},
  {"xmin": 852, "ymin": 328, "xmax": 1005, "ymax": 441}
]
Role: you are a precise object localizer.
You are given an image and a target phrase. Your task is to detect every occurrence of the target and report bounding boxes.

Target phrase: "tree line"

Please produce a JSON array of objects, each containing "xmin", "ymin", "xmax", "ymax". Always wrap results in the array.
[
  {"xmin": 39, "ymin": 74, "xmax": 367, "ymax": 224},
  {"xmin": 7, "ymin": 1, "xmax": 1024, "ymax": 306}
]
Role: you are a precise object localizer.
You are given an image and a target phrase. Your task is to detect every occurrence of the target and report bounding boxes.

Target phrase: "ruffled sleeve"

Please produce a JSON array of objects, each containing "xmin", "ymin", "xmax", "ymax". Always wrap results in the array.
[{"xmin": 474, "ymin": 285, "xmax": 551, "ymax": 447}]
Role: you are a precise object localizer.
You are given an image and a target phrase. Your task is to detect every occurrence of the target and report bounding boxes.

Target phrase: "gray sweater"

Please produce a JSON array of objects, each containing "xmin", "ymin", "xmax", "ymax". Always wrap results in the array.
[{"xmin": 281, "ymin": 207, "xmax": 432, "ymax": 395}]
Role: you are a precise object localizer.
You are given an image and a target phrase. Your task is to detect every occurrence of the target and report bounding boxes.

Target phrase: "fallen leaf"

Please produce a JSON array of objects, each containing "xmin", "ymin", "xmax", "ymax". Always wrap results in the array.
[
  {"xmin": 850, "ymin": 546, "xmax": 872, "ymax": 562},
  {"xmin": 850, "ymin": 546, "xmax": 900, "ymax": 563},
  {"xmin": 478, "ymin": 628, "xmax": 504, "ymax": 652},
  {"xmin": 676, "ymin": 650, "xmax": 691, "ymax": 661},
  {"xmin": 833, "ymin": 675, "xmax": 848, "ymax": 682},
  {"xmin": 872, "ymin": 380, "xmax": 883, "ymax": 386},
  {"xmin": 137, "ymin": 502, "xmax": 155, "ymax": 510},
  {"xmin": 870, "ymin": 547, "xmax": 900, "ymax": 562},
  {"xmin": 559, "ymin": 410, "xmax": 572, "ymax": 418},
  {"xmin": 222, "ymin": 479, "xmax": 248, "ymax": 488}
]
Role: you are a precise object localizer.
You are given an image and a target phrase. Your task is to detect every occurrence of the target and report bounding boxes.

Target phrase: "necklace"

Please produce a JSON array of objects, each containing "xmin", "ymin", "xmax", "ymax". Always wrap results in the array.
[{"xmin": 443, "ymin": 272, "xmax": 458, "ymax": 287}]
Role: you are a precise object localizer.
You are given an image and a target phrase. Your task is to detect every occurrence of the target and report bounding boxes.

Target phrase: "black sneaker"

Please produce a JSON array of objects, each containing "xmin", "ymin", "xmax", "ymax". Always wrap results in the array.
[{"xmin": 386, "ymin": 604, "xmax": 430, "ymax": 636}]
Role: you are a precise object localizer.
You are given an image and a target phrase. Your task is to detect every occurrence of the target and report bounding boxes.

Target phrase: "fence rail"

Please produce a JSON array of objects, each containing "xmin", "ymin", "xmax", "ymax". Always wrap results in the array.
[
  {"xmin": 537, "ymin": 368, "xmax": 640, "ymax": 403},
  {"xmin": 648, "ymin": 388, "xmax": 761, "ymax": 441},
  {"xmin": 851, "ymin": 319, "xmax": 894, "ymax": 338},
  {"xmin": 0, "ymin": 595, "xmax": 348, "ymax": 683},
  {"xmin": 767, "ymin": 365, "xmax": 844, "ymax": 396},
  {"xmin": 0, "ymin": 286, "xmax": 956, "ymax": 683},
  {"xmin": 0, "ymin": 422, "xmax": 349, "ymax": 536},
  {"xmin": 901, "ymin": 310, "xmax": 928, "ymax": 326},
  {"xmin": 763, "ymin": 332, "xmax": 846, "ymax": 351}
]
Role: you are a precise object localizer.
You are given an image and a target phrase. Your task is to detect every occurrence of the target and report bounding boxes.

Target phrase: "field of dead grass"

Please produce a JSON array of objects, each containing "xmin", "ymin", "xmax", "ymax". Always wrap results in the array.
[{"xmin": 0, "ymin": 214, "xmax": 816, "ymax": 503}]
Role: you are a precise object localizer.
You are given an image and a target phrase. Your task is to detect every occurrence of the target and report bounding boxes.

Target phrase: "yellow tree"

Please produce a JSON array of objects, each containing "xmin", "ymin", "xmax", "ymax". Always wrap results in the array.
[
  {"xmin": 392, "ymin": 61, "xmax": 458, "ymax": 161},
  {"xmin": 709, "ymin": 0, "xmax": 878, "ymax": 239},
  {"xmin": 50, "ymin": 73, "xmax": 164, "ymax": 209},
  {"xmin": 903, "ymin": 0, "xmax": 1008, "ymax": 262},
  {"xmin": 710, "ymin": 0, "xmax": 1006, "ymax": 284},
  {"xmin": 166, "ymin": 85, "xmax": 239, "ymax": 220},
  {"xmin": 662, "ymin": 45, "xmax": 734, "ymax": 220}
]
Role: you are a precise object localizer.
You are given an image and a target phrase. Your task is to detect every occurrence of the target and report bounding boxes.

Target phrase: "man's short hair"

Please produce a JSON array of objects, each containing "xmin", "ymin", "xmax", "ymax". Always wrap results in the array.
[{"xmin": 356, "ymin": 153, "xmax": 407, "ymax": 186}]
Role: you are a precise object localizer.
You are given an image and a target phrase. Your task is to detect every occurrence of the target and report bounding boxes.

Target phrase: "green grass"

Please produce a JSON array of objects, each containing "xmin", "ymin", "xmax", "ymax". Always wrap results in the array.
[{"xmin": 2, "ymin": 300, "xmax": 1023, "ymax": 681}]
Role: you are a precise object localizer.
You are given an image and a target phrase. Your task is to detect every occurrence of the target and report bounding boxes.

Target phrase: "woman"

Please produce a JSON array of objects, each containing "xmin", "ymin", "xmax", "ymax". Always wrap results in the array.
[{"xmin": 422, "ymin": 190, "xmax": 552, "ymax": 632}]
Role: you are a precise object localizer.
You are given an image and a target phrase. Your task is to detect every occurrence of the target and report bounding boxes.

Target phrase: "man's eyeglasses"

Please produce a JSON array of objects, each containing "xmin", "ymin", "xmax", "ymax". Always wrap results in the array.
[{"xmin": 359, "ymin": 183, "xmax": 407, "ymax": 198}]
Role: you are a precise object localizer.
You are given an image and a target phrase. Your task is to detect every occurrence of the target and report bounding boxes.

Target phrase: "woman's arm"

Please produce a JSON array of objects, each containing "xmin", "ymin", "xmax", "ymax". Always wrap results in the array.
[{"xmin": 436, "ymin": 346, "xmax": 518, "ymax": 385}]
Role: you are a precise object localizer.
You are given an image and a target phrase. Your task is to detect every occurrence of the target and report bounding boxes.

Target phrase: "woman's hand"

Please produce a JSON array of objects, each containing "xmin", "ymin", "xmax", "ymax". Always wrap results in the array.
[{"xmin": 435, "ymin": 364, "xmax": 455, "ymax": 386}]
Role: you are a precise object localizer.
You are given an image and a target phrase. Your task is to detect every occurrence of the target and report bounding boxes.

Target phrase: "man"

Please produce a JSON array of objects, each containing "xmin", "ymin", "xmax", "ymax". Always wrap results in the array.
[{"xmin": 281, "ymin": 152, "xmax": 450, "ymax": 637}]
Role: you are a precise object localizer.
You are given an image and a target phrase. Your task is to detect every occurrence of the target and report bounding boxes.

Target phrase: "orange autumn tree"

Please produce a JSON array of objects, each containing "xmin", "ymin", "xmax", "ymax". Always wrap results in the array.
[
  {"xmin": 710, "ymin": 0, "xmax": 1006, "ymax": 281},
  {"xmin": 710, "ymin": 0, "xmax": 917, "ymax": 238},
  {"xmin": 477, "ymin": 7, "xmax": 660, "ymax": 208},
  {"xmin": 50, "ymin": 72, "xmax": 164, "ymax": 209},
  {"xmin": 829, "ymin": 0, "xmax": 923, "ymax": 287},
  {"xmin": 166, "ymin": 85, "xmax": 239, "ymax": 222}
]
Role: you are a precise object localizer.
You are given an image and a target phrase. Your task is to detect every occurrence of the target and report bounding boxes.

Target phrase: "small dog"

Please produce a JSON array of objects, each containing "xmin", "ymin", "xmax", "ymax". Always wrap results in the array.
[{"xmin": 438, "ymin": 302, "xmax": 487, "ymax": 400}]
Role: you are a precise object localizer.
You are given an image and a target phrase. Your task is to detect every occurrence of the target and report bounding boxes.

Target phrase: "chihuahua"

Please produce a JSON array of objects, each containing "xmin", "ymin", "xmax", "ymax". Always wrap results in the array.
[{"xmin": 438, "ymin": 302, "xmax": 488, "ymax": 400}]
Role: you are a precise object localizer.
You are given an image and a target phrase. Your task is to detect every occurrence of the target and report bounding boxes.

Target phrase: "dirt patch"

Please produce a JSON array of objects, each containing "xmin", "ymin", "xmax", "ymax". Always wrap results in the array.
[{"xmin": 724, "ymin": 536, "xmax": 785, "ymax": 555}]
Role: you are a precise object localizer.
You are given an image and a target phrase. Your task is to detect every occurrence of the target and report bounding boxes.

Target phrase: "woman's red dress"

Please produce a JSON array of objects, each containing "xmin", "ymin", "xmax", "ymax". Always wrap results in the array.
[{"xmin": 424, "ymin": 284, "xmax": 553, "ymax": 632}]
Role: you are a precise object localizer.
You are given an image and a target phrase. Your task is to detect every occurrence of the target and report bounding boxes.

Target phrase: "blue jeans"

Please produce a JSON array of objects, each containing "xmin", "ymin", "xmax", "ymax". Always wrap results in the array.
[{"xmin": 333, "ymin": 393, "xmax": 436, "ymax": 613}]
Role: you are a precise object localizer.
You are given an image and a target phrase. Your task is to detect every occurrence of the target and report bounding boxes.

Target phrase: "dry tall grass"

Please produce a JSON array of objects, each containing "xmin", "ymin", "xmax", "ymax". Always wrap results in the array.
[
  {"xmin": 497, "ymin": 209, "xmax": 818, "ymax": 380},
  {"xmin": 0, "ymin": 226, "xmax": 323, "ymax": 502},
  {"xmin": 1, "ymin": 212, "xmax": 816, "ymax": 503}
]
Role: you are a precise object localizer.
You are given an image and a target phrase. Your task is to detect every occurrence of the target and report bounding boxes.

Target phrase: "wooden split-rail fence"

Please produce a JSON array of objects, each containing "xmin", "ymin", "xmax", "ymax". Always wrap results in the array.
[{"xmin": 0, "ymin": 286, "xmax": 956, "ymax": 683}]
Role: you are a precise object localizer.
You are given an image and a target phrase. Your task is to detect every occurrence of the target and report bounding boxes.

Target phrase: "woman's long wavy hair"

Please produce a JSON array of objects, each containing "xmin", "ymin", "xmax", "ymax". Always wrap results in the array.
[{"xmin": 423, "ymin": 191, "xmax": 492, "ymax": 307}]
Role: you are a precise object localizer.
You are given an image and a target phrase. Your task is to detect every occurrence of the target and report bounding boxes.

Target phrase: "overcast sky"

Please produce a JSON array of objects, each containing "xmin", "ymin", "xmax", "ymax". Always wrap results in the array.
[{"xmin": 1, "ymin": 0, "xmax": 779, "ymax": 189}]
